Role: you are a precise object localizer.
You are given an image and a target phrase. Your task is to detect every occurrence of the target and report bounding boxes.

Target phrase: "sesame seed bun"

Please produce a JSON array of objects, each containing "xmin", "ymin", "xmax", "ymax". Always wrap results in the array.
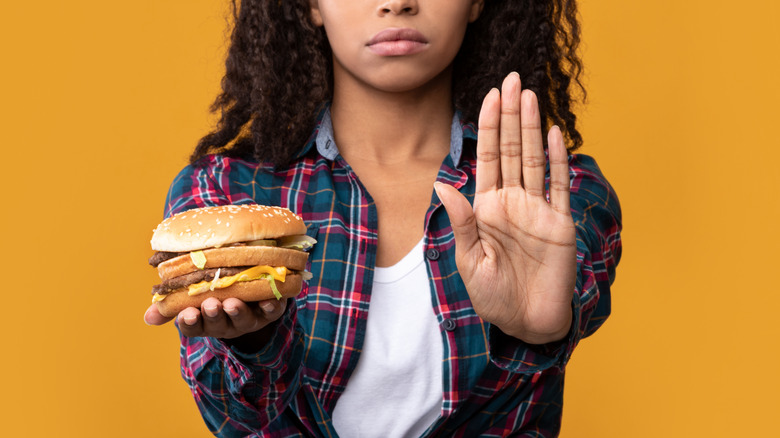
[
  {"xmin": 148, "ymin": 204, "xmax": 313, "ymax": 317},
  {"xmin": 151, "ymin": 204, "xmax": 308, "ymax": 252}
]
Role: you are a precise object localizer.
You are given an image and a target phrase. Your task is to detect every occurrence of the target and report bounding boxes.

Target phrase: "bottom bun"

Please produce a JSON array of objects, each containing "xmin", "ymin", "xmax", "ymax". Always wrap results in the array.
[{"xmin": 155, "ymin": 275, "xmax": 303, "ymax": 317}]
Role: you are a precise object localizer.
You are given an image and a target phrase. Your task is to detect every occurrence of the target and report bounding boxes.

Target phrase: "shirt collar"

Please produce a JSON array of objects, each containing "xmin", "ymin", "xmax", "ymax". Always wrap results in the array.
[{"xmin": 296, "ymin": 105, "xmax": 476, "ymax": 165}]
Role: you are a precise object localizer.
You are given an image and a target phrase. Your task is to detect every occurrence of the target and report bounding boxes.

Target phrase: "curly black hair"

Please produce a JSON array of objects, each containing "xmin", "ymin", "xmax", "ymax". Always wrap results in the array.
[{"xmin": 191, "ymin": 0, "xmax": 585, "ymax": 166}]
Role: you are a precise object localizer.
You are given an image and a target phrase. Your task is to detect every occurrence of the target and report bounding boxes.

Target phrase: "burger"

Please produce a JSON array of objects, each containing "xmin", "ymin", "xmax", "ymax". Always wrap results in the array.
[{"xmin": 148, "ymin": 204, "xmax": 315, "ymax": 317}]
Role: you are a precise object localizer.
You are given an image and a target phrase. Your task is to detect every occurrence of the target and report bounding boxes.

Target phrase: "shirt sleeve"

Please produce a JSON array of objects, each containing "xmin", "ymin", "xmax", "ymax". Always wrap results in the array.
[
  {"xmin": 179, "ymin": 305, "xmax": 305, "ymax": 435},
  {"xmin": 162, "ymin": 158, "xmax": 306, "ymax": 434},
  {"xmin": 489, "ymin": 153, "xmax": 623, "ymax": 373}
]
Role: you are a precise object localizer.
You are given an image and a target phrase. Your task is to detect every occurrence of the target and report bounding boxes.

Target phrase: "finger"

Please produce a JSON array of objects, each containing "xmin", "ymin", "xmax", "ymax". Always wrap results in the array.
[
  {"xmin": 476, "ymin": 88, "xmax": 501, "ymax": 194},
  {"xmin": 223, "ymin": 298, "xmax": 262, "ymax": 334},
  {"xmin": 547, "ymin": 126, "xmax": 571, "ymax": 213},
  {"xmin": 144, "ymin": 303, "xmax": 174, "ymax": 326},
  {"xmin": 201, "ymin": 297, "xmax": 229, "ymax": 335},
  {"xmin": 257, "ymin": 299, "xmax": 287, "ymax": 323},
  {"xmin": 500, "ymin": 72, "xmax": 523, "ymax": 188},
  {"xmin": 434, "ymin": 182, "xmax": 483, "ymax": 271},
  {"xmin": 520, "ymin": 89, "xmax": 546, "ymax": 197},
  {"xmin": 178, "ymin": 307, "xmax": 204, "ymax": 337}
]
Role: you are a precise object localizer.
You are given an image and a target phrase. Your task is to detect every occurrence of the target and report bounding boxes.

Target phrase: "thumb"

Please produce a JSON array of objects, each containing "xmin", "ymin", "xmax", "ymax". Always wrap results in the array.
[
  {"xmin": 434, "ymin": 182, "xmax": 482, "ymax": 264},
  {"xmin": 144, "ymin": 303, "xmax": 175, "ymax": 326}
]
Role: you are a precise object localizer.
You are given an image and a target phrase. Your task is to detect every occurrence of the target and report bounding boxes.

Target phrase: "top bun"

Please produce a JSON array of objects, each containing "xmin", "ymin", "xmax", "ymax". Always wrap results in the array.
[{"xmin": 151, "ymin": 204, "xmax": 307, "ymax": 252}]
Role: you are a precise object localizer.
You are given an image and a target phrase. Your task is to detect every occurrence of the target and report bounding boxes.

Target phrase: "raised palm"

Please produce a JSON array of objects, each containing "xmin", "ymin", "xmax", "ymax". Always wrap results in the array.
[{"xmin": 436, "ymin": 73, "xmax": 577, "ymax": 344}]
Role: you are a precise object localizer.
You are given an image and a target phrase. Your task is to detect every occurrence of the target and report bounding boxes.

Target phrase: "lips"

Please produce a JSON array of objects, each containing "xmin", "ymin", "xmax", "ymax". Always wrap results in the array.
[
  {"xmin": 368, "ymin": 28, "xmax": 428, "ymax": 45},
  {"xmin": 367, "ymin": 28, "xmax": 428, "ymax": 56}
]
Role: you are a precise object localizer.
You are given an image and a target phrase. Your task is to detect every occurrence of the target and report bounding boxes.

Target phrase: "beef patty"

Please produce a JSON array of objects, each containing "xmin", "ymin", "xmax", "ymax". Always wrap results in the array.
[{"xmin": 151, "ymin": 267, "xmax": 247, "ymax": 295}]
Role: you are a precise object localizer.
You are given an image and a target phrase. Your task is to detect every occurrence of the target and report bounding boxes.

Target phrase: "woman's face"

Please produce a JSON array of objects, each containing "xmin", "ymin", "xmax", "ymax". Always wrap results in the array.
[{"xmin": 310, "ymin": 0, "xmax": 484, "ymax": 94}]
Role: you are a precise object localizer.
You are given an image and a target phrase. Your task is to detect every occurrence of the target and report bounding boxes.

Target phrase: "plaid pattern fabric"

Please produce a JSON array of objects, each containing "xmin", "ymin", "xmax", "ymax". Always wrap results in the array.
[{"xmin": 162, "ymin": 108, "xmax": 622, "ymax": 437}]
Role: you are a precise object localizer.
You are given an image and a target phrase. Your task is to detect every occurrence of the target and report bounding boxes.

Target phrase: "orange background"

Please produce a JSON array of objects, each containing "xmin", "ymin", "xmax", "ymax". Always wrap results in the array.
[{"xmin": 1, "ymin": 1, "xmax": 778, "ymax": 436}]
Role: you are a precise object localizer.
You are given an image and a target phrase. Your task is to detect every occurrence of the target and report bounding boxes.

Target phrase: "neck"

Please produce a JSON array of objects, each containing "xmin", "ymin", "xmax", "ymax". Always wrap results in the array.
[{"xmin": 330, "ymin": 68, "xmax": 455, "ymax": 165}]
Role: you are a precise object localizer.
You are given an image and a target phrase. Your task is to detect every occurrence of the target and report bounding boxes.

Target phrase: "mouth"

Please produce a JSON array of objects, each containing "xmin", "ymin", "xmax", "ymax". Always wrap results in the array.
[{"xmin": 367, "ymin": 28, "xmax": 428, "ymax": 56}]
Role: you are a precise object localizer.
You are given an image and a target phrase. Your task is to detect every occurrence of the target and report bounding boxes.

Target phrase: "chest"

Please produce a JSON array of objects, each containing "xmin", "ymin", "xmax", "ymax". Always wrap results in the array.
[
  {"xmin": 243, "ymin": 154, "xmax": 503, "ymax": 417},
  {"xmin": 349, "ymin": 160, "xmax": 442, "ymax": 266}
]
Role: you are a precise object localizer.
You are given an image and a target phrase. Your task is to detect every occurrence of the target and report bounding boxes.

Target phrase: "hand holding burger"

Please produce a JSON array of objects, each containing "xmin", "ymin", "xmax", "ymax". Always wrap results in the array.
[{"xmin": 144, "ymin": 204, "xmax": 315, "ymax": 339}]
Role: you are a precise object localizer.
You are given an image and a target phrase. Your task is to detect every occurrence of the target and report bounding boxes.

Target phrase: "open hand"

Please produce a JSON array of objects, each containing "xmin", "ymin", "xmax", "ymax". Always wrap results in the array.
[
  {"xmin": 144, "ymin": 297, "xmax": 286, "ymax": 339},
  {"xmin": 436, "ymin": 72, "xmax": 577, "ymax": 345}
]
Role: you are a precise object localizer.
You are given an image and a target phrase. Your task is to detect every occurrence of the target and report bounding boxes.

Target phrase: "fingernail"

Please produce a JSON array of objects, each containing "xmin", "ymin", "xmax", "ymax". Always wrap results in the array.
[
  {"xmin": 204, "ymin": 305, "xmax": 218, "ymax": 317},
  {"xmin": 224, "ymin": 306, "xmax": 238, "ymax": 316},
  {"xmin": 261, "ymin": 302, "xmax": 276, "ymax": 314},
  {"xmin": 183, "ymin": 316, "xmax": 198, "ymax": 326}
]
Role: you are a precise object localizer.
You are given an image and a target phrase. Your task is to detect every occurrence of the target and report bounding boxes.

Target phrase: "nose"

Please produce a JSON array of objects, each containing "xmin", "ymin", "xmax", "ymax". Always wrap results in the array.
[{"xmin": 378, "ymin": 0, "xmax": 419, "ymax": 16}]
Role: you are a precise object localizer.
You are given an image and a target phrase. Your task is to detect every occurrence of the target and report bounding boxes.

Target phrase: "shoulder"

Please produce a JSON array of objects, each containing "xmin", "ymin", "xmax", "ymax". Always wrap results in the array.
[
  {"xmin": 568, "ymin": 154, "xmax": 618, "ymax": 201},
  {"xmin": 163, "ymin": 153, "xmax": 323, "ymax": 218},
  {"xmin": 163, "ymin": 155, "xmax": 273, "ymax": 217},
  {"xmin": 567, "ymin": 153, "xmax": 622, "ymax": 247}
]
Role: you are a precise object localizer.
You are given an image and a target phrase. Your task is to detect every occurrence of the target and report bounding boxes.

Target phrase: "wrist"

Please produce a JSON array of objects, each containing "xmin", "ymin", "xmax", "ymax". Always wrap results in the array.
[
  {"xmin": 517, "ymin": 326, "xmax": 570, "ymax": 345},
  {"xmin": 221, "ymin": 320, "xmax": 279, "ymax": 354},
  {"xmin": 504, "ymin": 308, "xmax": 572, "ymax": 345}
]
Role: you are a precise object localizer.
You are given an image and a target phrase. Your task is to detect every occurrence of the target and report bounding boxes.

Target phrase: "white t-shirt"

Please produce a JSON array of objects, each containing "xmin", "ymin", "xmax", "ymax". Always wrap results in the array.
[{"xmin": 332, "ymin": 239, "xmax": 443, "ymax": 437}]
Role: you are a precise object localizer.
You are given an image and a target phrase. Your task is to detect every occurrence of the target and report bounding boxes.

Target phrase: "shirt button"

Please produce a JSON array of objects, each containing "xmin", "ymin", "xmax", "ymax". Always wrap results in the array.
[
  {"xmin": 425, "ymin": 248, "xmax": 440, "ymax": 261},
  {"xmin": 442, "ymin": 318, "xmax": 457, "ymax": 332}
]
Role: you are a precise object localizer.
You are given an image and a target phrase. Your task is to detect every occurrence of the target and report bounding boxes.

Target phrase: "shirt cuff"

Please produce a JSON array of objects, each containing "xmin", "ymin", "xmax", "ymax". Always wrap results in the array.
[{"xmin": 488, "ymin": 292, "xmax": 582, "ymax": 373}]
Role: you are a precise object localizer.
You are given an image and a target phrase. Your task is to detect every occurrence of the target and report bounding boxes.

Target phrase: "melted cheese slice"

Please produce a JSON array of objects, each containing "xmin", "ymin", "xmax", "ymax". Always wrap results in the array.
[
  {"xmin": 187, "ymin": 265, "xmax": 288, "ymax": 296},
  {"xmin": 151, "ymin": 265, "xmax": 290, "ymax": 303}
]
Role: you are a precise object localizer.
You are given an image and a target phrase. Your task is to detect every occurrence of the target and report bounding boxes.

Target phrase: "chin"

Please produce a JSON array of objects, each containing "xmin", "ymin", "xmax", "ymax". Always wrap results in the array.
[{"xmin": 360, "ymin": 64, "xmax": 453, "ymax": 96}]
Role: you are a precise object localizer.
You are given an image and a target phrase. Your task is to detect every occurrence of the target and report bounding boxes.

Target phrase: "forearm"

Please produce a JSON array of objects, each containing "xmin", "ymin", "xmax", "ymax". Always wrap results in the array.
[{"xmin": 179, "ymin": 301, "xmax": 304, "ymax": 433}]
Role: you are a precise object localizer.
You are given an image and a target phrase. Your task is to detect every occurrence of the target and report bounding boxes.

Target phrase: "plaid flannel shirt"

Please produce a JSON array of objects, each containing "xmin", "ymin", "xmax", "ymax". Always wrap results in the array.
[{"xmin": 162, "ymin": 108, "xmax": 622, "ymax": 437}]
